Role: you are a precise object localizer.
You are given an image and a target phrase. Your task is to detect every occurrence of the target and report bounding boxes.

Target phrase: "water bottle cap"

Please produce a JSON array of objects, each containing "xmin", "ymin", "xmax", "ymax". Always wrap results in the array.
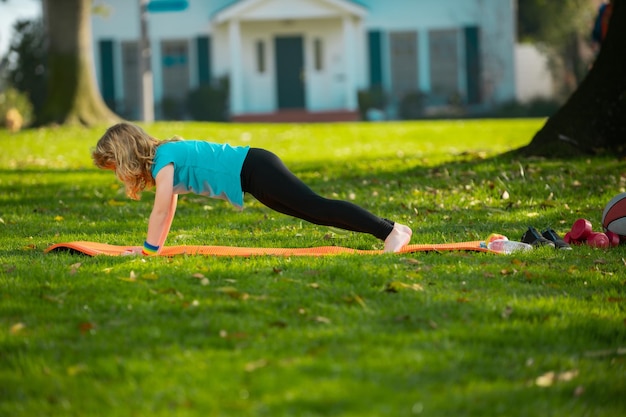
[{"xmin": 486, "ymin": 233, "xmax": 508, "ymax": 243}]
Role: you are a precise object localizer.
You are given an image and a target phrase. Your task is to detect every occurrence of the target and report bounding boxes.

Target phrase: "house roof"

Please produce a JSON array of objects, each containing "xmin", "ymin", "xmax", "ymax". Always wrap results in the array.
[{"xmin": 213, "ymin": 0, "xmax": 368, "ymax": 23}]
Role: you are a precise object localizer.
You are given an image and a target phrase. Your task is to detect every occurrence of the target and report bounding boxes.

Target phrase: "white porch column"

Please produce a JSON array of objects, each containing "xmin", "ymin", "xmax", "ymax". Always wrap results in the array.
[
  {"xmin": 228, "ymin": 19, "xmax": 244, "ymax": 115},
  {"xmin": 342, "ymin": 16, "xmax": 357, "ymax": 111},
  {"xmin": 353, "ymin": 17, "xmax": 366, "ymax": 87}
]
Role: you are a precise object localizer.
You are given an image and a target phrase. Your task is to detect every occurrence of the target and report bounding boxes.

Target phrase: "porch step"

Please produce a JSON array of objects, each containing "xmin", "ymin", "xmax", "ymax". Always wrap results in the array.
[{"xmin": 232, "ymin": 109, "xmax": 360, "ymax": 123}]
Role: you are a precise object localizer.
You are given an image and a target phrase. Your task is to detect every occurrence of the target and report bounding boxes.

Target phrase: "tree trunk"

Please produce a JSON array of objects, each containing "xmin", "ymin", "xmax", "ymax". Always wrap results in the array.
[
  {"xmin": 520, "ymin": 0, "xmax": 626, "ymax": 157},
  {"xmin": 40, "ymin": 0, "xmax": 119, "ymax": 126}
]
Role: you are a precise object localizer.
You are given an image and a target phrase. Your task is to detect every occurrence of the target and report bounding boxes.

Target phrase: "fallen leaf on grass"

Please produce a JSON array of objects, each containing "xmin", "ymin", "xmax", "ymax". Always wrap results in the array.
[
  {"xmin": 535, "ymin": 369, "xmax": 579, "ymax": 387},
  {"xmin": 156, "ymin": 287, "xmax": 184, "ymax": 299},
  {"xmin": 343, "ymin": 294, "xmax": 367, "ymax": 309},
  {"xmin": 67, "ymin": 364, "xmax": 88, "ymax": 376},
  {"xmin": 118, "ymin": 270, "xmax": 158, "ymax": 282},
  {"xmin": 69, "ymin": 262, "xmax": 82, "ymax": 275},
  {"xmin": 141, "ymin": 272, "xmax": 159, "ymax": 280},
  {"xmin": 41, "ymin": 293, "xmax": 65, "ymax": 304},
  {"xmin": 216, "ymin": 286, "xmax": 249, "ymax": 300},
  {"xmin": 584, "ymin": 347, "xmax": 626, "ymax": 358},
  {"xmin": 384, "ymin": 281, "xmax": 424, "ymax": 293},
  {"xmin": 313, "ymin": 316, "xmax": 331, "ymax": 324},
  {"xmin": 10, "ymin": 322, "xmax": 25, "ymax": 335},
  {"xmin": 78, "ymin": 322, "xmax": 95, "ymax": 334},
  {"xmin": 118, "ymin": 271, "xmax": 137, "ymax": 282},
  {"xmin": 3, "ymin": 264, "xmax": 16, "ymax": 274},
  {"xmin": 219, "ymin": 329, "xmax": 248, "ymax": 339},
  {"xmin": 191, "ymin": 273, "xmax": 210, "ymax": 286},
  {"xmin": 182, "ymin": 299, "xmax": 200, "ymax": 308},
  {"xmin": 245, "ymin": 359, "xmax": 268, "ymax": 372}
]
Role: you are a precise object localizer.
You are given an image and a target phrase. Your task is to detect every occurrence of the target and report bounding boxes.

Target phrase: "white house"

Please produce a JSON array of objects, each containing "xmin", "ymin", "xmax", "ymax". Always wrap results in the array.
[{"xmin": 91, "ymin": 0, "xmax": 517, "ymax": 121}]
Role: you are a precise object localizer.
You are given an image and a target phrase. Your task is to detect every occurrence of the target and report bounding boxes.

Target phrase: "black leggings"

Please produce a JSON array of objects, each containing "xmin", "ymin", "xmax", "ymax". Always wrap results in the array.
[{"xmin": 240, "ymin": 148, "xmax": 394, "ymax": 241}]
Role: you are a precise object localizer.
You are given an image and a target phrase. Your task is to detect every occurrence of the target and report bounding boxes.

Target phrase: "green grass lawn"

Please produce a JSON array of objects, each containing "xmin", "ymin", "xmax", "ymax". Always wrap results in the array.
[{"xmin": 1, "ymin": 120, "xmax": 625, "ymax": 416}]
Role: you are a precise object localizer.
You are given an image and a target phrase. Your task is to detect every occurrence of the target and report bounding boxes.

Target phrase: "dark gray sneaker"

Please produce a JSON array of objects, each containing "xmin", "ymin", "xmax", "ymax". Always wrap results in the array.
[
  {"xmin": 542, "ymin": 228, "xmax": 573, "ymax": 250},
  {"xmin": 521, "ymin": 227, "xmax": 556, "ymax": 248}
]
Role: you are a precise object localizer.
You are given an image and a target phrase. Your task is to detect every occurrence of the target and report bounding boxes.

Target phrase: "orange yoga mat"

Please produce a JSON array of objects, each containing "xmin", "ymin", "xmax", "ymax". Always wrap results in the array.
[{"xmin": 44, "ymin": 241, "xmax": 495, "ymax": 257}]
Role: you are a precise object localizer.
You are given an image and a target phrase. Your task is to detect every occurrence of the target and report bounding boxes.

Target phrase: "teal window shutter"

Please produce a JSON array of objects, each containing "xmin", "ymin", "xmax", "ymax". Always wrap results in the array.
[
  {"xmin": 368, "ymin": 30, "xmax": 382, "ymax": 87},
  {"xmin": 464, "ymin": 26, "xmax": 481, "ymax": 104},
  {"xmin": 196, "ymin": 36, "xmax": 211, "ymax": 85},
  {"xmin": 99, "ymin": 40, "xmax": 115, "ymax": 109}
]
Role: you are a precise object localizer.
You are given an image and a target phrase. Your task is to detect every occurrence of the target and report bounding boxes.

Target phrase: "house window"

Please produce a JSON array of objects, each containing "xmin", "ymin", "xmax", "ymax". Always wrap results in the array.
[
  {"xmin": 313, "ymin": 38, "xmax": 323, "ymax": 71},
  {"xmin": 389, "ymin": 31, "xmax": 418, "ymax": 102},
  {"xmin": 256, "ymin": 40, "xmax": 265, "ymax": 73},
  {"xmin": 161, "ymin": 40, "xmax": 189, "ymax": 101},
  {"xmin": 121, "ymin": 41, "xmax": 139, "ymax": 120},
  {"xmin": 428, "ymin": 29, "xmax": 460, "ymax": 106},
  {"xmin": 161, "ymin": 40, "xmax": 189, "ymax": 118}
]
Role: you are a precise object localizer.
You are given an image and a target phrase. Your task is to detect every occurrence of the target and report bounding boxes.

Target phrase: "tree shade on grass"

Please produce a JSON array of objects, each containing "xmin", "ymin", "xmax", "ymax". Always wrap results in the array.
[{"xmin": 1, "ymin": 120, "xmax": 625, "ymax": 416}]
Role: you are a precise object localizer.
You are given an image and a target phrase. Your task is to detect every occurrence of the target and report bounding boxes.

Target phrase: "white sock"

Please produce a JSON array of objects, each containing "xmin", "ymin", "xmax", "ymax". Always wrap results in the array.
[{"xmin": 384, "ymin": 223, "xmax": 412, "ymax": 253}]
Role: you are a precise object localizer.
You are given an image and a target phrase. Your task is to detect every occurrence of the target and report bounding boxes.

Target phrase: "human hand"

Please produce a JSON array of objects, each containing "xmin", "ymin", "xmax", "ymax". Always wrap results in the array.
[{"xmin": 122, "ymin": 246, "xmax": 143, "ymax": 256}]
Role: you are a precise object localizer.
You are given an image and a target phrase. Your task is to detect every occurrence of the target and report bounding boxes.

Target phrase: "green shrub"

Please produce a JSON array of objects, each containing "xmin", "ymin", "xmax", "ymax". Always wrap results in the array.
[
  {"xmin": 1, "ymin": 18, "xmax": 47, "ymax": 120},
  {"xmin": 493, "ymin": 98, "xmax": 561, "ymax": 118},
  {"xmin": 398, "ymin": 90, "xmax": 426, "ymax": 120},
  {"xmin": 525, "ymin": 97, "xmax": 561, "ymax": 117},
  {"xmin": 0, "ymin": 87, "xmax": 34, "ymax": 128},
  {"xmin": 186, "ymin": 77, "xmax": 229, "ymax": 121},
  {"xmin": 357, "ymin": 85, "xmax": 387, "ymax": 120},
  {"xmin": 161, "ymin": 96, "xmax": 185, "ymax": 120}
]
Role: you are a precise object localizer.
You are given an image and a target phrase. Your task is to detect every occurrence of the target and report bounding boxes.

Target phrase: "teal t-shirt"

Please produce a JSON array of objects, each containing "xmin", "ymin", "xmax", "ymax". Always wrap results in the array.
[{"xmin": 151, "ymin": 140, "xmax": 250, "ymax": 209}]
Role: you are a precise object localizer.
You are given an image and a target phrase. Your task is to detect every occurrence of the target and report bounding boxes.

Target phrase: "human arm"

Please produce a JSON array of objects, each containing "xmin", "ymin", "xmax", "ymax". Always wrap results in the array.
[
  {"xmin": 143, "ymin": 163, "xmax": 177, "ymax": 255},
  {"xmin": 156, "ymin": 192, "xmax": 177, "ymax": 248}
]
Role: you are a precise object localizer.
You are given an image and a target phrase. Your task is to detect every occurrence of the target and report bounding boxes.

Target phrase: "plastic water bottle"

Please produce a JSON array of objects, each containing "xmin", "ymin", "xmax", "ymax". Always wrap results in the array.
[
  {"xmin": 481, "ymin": 234, "xmax": 533, "ymax": 254},
  {"xmin": 484, "ymin": 234, "xmax": 533, "ymax": 254}
]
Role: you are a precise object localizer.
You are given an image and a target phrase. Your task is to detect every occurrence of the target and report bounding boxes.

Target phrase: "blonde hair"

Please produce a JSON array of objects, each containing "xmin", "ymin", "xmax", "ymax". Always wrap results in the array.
[{"xmin": 92, "ymin": 123, "xmax": 178, "ymax": 200}]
